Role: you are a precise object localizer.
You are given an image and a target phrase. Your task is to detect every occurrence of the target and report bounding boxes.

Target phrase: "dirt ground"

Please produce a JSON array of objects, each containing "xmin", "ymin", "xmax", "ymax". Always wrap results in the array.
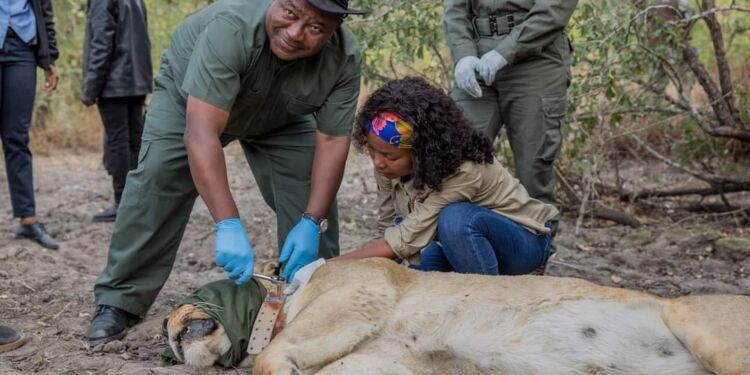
[{"xmin": 1, "ymin": 144, "xmax": 748, "ymax": 374}]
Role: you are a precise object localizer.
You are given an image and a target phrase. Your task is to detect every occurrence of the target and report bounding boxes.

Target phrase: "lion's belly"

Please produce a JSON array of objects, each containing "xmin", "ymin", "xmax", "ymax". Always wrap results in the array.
[{"xmin": 374, "ymin": 296, "xmax": 709, "ymax": 375}]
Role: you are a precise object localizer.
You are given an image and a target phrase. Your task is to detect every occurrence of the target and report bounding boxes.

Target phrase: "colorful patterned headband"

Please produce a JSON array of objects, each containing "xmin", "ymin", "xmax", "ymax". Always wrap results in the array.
[{"xmin": 367, "ymin": 112, "xmax": 413, "ymax": 149}]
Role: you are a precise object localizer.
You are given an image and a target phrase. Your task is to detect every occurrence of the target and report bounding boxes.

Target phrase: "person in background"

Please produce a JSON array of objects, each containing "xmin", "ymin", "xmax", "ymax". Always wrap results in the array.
[
  {"xmin": 0, "ymin": 0, "xmax": 59, "ymax": 249},
  {"xmin": 285, "ymin": 77, "xmax": 558, "ymax": 295},
  {"xmin": 443, "ymin": 0, "xmax": 578, "ymax": 250},
  {"xmin": 82, "ymin": 0, "xmax": 153, "ymax": 222}
]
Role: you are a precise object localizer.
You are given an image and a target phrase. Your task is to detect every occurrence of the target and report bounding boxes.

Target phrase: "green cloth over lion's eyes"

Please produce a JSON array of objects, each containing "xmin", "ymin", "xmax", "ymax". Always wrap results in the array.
[{"xmin": 161, "ymin": 278, "xmax": 266, "ymax": 368}]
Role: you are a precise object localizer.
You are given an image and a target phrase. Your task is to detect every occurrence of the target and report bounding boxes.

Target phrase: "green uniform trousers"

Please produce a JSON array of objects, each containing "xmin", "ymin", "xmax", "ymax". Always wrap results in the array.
[
  {"xmin": 93, "ymin": 90, "xmax": 340, "ymax": 317},
  {"xmin": 451, "ymin": 57, "xmax": 569, "ymax": 206}
]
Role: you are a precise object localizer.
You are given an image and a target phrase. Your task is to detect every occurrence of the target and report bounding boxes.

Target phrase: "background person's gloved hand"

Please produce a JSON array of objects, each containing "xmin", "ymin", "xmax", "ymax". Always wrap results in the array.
[
  {"xmin": 215, "ymin": 218, "xmax": 255, "ymax": 285},
  {"xmin": 283, "ymin": 258, "xmax": 326, "ymax": 295},
  {"xmin": 279, "ymin": 217, "xmax": 320, "ymax": 281},
  {"xmin": 454, "ymin": 56, "xmax": 482, "ymax": 98},
  {"xmin": 476, "ymin": 51, "xmax": 508, "ymax": 86}
]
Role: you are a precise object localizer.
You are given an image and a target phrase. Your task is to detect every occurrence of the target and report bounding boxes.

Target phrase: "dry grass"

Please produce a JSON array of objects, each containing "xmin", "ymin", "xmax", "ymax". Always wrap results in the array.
[{"xmin": 29, "ymin": 111, "xmax": 102, "ymax": 157}]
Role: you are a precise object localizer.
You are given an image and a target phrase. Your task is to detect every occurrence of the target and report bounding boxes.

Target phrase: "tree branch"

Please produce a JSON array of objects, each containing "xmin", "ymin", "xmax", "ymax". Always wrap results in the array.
[
  {"xmin": 428, "ymin": 42, "xmax": 452, "ymax": 92},
  {"xmin": 629, "ymin": 75, "xmax": 750, "ymax": 143},
  {"xmin": 680, "ymin": 4, "xmax": 750, "ymax": 23},
  {"xmin": 629, "ymin": 78, "xmax": 690, "ymax": 111},
  {"xmin": 388, "ymin": 54, "xmax": 399, "ymax": 80},
  {"xmin": 555, "ymin": 167, "xmax": 641, "ymax": 228},
  {"xmin": 681, "ymin": 41, "xmax": 737, "ymax": 129},
  {"xmin": 684, "ymin": 93, "xmax": 750, "ymax": 142},
  {"xmin": 700, "ymin": 0, "xmax": 744, "ymax": 129},
  {"xmin": 636, "ymin": 42, "xmax": 686, "ymax": 96},
  {"xmin": 628, "ymin": 134, "xmax": 750, "ymax": 185},
  {"xmin": 617, "ymin": 183, "xmax": 750, "ymax": 201},
  {"xmin": 572, "ymin": 107, "xmax": 685, "ymax": 121}
]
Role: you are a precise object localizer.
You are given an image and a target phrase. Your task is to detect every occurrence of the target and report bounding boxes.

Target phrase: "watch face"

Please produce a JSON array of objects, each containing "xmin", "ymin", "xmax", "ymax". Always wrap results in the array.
[{"xmin": 319, "ymin": 219, "xmax": 329, "ymax": 233}]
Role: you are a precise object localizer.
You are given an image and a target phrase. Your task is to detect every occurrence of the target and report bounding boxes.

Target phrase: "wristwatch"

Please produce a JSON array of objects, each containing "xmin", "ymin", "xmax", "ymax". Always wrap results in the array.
[{"xmin": 302, "ymin": 212, "xmax": 328, "ymax": 233}]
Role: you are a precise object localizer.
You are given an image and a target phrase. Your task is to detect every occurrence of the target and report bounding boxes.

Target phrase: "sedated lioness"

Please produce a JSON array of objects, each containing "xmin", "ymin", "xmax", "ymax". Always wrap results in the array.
[{"xmin": 166, "ymin": 258, "xmax": 750, "ymax": 374}]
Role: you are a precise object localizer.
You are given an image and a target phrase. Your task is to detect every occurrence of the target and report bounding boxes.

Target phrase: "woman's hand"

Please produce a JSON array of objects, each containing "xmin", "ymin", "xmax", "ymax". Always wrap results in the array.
[{"xmin": 43, "ymin": 65, "xmax": 59, "ymax": 93}]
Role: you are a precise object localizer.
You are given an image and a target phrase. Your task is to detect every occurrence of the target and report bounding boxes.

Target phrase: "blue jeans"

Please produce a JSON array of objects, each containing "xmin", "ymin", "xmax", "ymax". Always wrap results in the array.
[
  {"xmin": 410, "ymin": 202, "xmax": 551, "ymax": 275},
  {"xmin": 0, "ymin": 34, "xmax": 37, "ymax": 218}
]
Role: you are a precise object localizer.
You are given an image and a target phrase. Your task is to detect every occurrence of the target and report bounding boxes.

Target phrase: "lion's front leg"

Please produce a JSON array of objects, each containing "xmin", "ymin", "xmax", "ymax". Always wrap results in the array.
[{"xmin": 253, "ymin": 282, "xmax": 398, "ymax": 375}]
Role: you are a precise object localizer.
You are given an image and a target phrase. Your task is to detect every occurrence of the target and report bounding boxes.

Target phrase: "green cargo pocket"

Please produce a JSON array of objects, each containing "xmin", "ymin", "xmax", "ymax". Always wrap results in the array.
[
  {"xmin": 130, "ymin": 141, "xmax": 152, "ymax": 182},
  {"xmin": 120, "ymin": 141, "xmax": 151, "ymax": 206},
  {"xmin": 449, "ymin": 86, "xmax": 476, "ymax": 103},
  {"xmin": 136, "ymin": 141, "xmax": 152, "ymax": 167},
  {"xmin": 536, "ymin": 96, "xmax": 566, "ymax": 162}
]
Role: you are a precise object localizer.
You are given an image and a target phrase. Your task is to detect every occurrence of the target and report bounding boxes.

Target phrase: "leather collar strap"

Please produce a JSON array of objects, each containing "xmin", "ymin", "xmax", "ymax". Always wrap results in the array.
[{"xmin": 247, "ymin": 281, "xmax": 287, "ymax": 355}]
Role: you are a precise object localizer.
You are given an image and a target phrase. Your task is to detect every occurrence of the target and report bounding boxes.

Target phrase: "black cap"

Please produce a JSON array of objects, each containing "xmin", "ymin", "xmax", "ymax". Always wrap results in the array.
[{"xmin": 307, "ymin": 0, "xmax": 367, "ymax": 15}]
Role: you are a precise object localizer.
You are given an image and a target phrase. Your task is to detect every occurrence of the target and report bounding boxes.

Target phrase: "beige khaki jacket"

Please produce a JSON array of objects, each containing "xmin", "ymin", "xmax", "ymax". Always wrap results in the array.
[{"xmin": 375, "ymin": 160, "xmax": 559, "ymax": 263}]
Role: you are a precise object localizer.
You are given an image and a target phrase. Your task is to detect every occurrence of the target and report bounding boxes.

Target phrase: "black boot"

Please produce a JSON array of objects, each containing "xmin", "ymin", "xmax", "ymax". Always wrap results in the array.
[
  {"xmin": 87, "ymin": 305, "xmax": 140, "ymax": 346},
  {"xmin": 15, "ymin": 222, "xmax": 59, "ymax": 250},
  {"xmin": 0, "ymin": 325, "xmax": 29, "ymax": 353},
  {"xmin": 92, "ymin": 203, "xmax": 118, "ymax": 223},
  {"xmin": 536, "ymin": 220, "xmax": 560, "ymax": 275}
]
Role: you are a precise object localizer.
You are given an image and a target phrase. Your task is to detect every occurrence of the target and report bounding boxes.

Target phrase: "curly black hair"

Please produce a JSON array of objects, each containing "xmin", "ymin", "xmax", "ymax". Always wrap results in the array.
[{"xmin": 353, "ymin": 76, "xmax": 494, "ymax": 191}]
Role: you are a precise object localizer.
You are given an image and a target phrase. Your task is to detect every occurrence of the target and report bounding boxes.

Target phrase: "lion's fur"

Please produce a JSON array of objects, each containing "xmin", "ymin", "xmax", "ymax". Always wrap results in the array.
[
  {"xmin": 166, "ymin": 258, "xmax": 750, "ymax": 374},
  {"xmin": 165, "ymin": 304, "xmax": 232, "ymax": 368}
]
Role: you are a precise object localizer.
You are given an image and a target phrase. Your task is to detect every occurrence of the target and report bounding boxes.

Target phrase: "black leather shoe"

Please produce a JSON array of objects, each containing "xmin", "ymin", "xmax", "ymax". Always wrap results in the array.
[
  {"xmin": 92, "ymin": 203, "xmax": 118, "ymax": 223},
  {"xmin": 0, "ymin": 326, "xmax": 29, "ymax": 353},
  {"xmin": 0, "ymin": 325, "xmax": 29, "ymax": 353},
  {"xmin": 0, "ymin": 325, "xmax": 20, "ymax": 345},
  {"xmin": 87, "ymin": 305, "xmax": 140, "ymax": 346},
  {"xmin": 15, "ymin": 222, "xmax": 59, "ymax": 250}
]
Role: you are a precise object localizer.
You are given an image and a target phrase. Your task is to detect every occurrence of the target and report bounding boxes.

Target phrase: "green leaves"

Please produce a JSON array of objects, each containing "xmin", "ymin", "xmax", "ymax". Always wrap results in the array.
[{"xmin": 350, "ymin": 0, "xmax": 451, "ymax": 90}]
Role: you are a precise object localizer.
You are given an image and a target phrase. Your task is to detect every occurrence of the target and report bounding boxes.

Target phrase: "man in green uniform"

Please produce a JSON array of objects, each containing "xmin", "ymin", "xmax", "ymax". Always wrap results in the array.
[
  {"xmin": 444, "ymin": 0, "xmax": 577, "ymax": 211},
  {"xmin": 87, "ymin": 0, "xmax": 365, "ymax": 346}
]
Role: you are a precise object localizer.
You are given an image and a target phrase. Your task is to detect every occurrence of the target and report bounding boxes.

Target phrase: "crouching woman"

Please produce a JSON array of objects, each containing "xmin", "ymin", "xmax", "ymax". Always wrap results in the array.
[{"xmin": 288, "ymin": 77, "xmax": 559, "ymax": 291}]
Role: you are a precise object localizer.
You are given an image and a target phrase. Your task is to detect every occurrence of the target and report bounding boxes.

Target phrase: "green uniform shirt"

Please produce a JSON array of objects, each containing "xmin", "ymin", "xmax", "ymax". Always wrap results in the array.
[
  {"xmin": 444, "ymin": 0, "xmax": 577, "ymax": 65},
  {"xmin": 375, "ymin": 159, "xmax": 559, "ymax": 263},
  {"xmin": 157, "ymin": 0, "xmax": 362, "ymax": 137}
]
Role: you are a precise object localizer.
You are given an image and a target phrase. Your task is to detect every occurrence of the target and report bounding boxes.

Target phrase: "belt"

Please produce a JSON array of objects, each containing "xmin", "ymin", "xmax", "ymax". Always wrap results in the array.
[
  {"xmin": 472, "ymin": 12, "xmax": 527, "ymax": 37},
  {"xmin": 6, "ymin": 28, "xmax": 17, "ymax": 38}
]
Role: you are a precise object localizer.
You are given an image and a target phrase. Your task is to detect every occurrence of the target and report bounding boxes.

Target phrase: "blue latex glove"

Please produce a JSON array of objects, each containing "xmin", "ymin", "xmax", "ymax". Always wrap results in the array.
[
  {"xmin": 215, "ymin": 218, "xmax": 255, "ymax": 285},
  {"xmin": 279, "ymin": 217, "xmax": 320, "ymax": 281},
  {"xmin": 475, "ymin": 51, "xmax": 508, "ymax": 86},
  {"xmin": 454, "ymin": 56, "xmax": 482, "ymax": 98}
]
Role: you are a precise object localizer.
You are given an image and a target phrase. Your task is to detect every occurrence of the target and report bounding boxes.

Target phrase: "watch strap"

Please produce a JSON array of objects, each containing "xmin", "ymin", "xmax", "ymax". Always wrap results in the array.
[{"xmin": 302, "ymin": 212, "xmax": 323, "ymax": 225}]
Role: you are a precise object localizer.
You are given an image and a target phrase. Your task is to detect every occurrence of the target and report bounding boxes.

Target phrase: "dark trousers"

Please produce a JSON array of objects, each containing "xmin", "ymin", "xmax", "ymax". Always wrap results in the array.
[
  {"xmin": 96, "ymin": 96, "xmax": 145, "ymax": 204},
  {"xmin": 0, "ymin": 34, "xmax": 37, "ymax": 218},
  {"xmin": 451, "ymin": 57, "xmax": 570, "ymax": 207}
]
